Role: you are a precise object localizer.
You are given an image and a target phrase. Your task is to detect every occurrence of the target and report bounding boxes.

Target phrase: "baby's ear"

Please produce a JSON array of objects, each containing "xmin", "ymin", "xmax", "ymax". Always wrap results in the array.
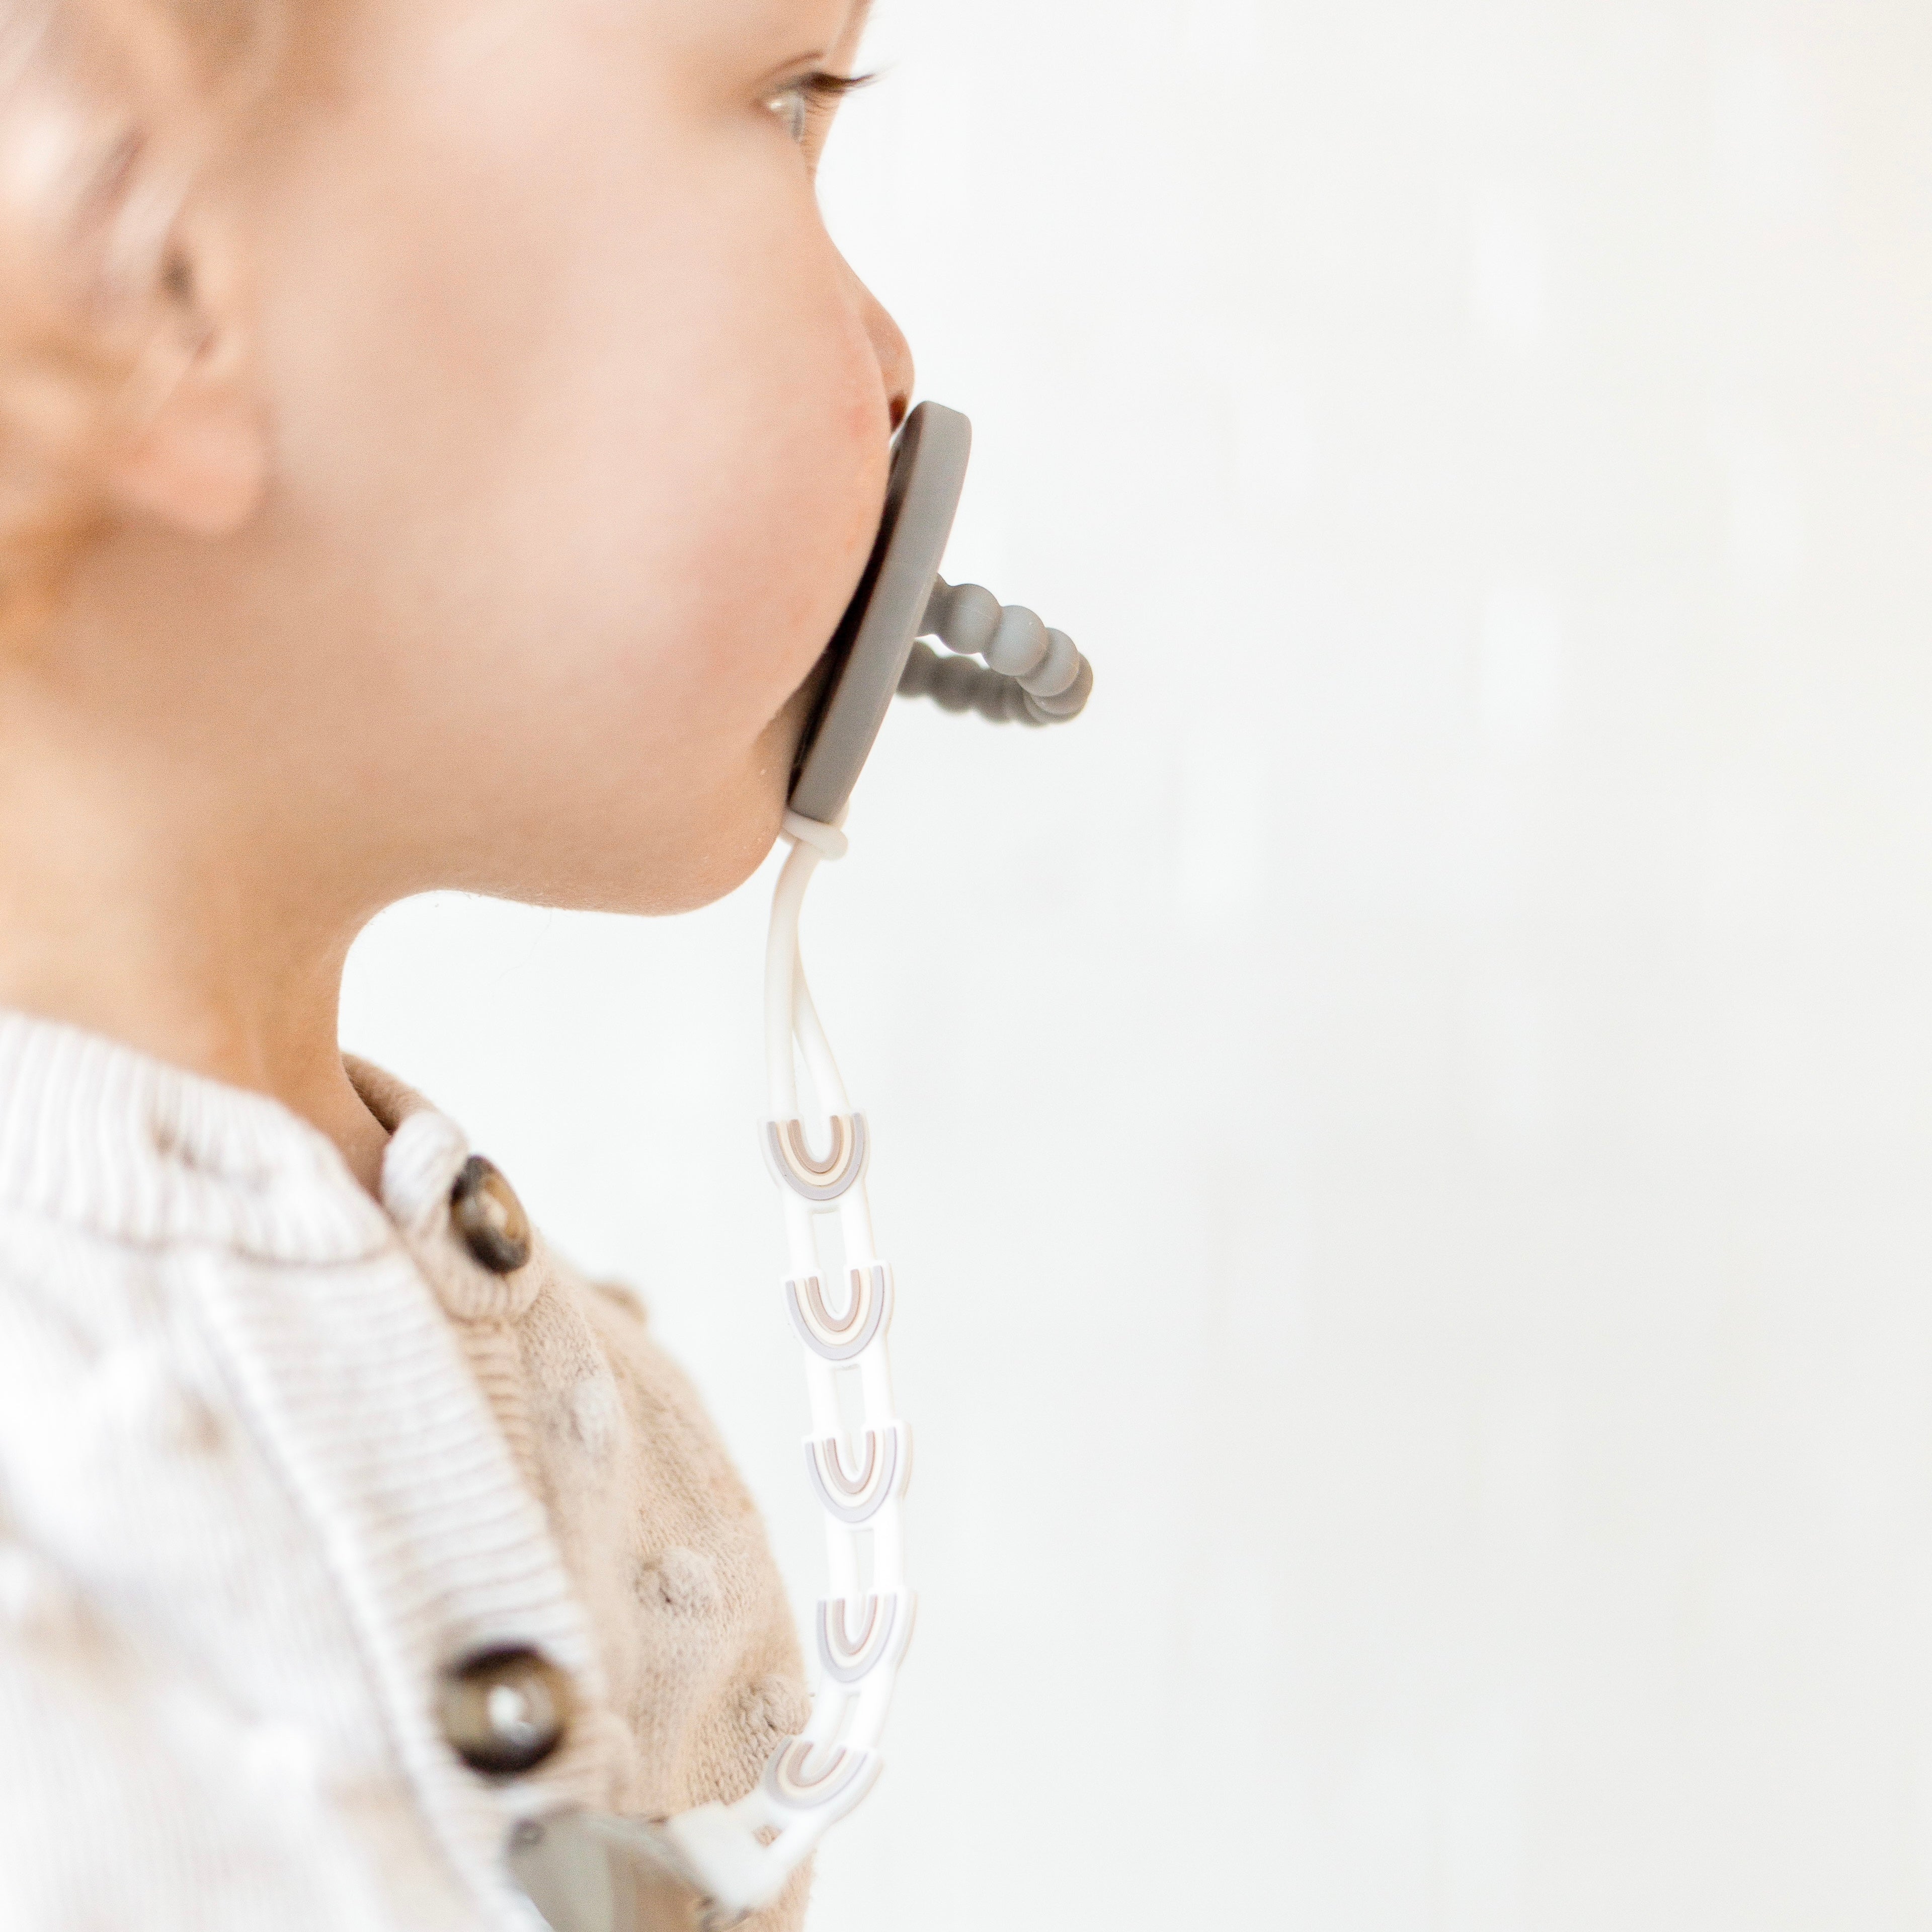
[
  {"xmin": 100, "ymin": 199, "xmax": 267, "ymax": 537},
  {"xmin": 0, "ymin": 6, "xmax": 269, "ymax": 604}
]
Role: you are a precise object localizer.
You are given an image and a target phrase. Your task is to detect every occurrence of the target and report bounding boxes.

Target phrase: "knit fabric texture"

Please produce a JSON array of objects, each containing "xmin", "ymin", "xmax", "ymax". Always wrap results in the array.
[{"xmin": 0, "ymin": 1010, "xmax": 811, "ymax": 1930}]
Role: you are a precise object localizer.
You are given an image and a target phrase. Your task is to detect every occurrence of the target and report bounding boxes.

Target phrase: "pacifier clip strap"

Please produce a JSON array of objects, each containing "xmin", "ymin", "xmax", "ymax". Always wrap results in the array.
[{"xmin": 511, "ymin": 812, "xmax": 910, "ymax": 1929}]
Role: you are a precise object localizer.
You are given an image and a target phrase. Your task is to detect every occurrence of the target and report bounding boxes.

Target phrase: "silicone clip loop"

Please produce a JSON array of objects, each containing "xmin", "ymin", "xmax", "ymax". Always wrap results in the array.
[{"xmin": 782, "ymin": 812, "xmax": 849, "ymax": 862}]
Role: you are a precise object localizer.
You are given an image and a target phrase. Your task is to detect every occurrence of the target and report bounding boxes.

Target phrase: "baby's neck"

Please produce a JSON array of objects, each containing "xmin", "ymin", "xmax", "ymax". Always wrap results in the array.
[{"xmin": 0, "ymin": 676, "xmax": 392, "ymax": 1196}]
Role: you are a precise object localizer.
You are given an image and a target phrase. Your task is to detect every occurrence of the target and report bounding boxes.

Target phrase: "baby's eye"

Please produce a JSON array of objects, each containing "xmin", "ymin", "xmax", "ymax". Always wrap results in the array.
[
  {"xmin": 763, "ymin": 79, "xmax": 812, "ymax": 145},
  {"xmin": 761, "ymin": 70, "xmax": 875, "ymax": 149}
]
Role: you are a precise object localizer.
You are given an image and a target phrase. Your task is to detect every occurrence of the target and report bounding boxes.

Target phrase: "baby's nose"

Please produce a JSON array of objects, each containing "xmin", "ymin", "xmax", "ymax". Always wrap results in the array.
[{"xmin": 853, "ymin": 273, "xmax": 914, "ymax": 430}]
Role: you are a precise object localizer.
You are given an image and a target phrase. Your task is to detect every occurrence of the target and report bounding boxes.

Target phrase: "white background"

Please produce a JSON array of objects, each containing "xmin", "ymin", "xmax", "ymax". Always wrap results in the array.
[{"xmin": 344, "ymin": 2, "xmax": 1932, "ymax": 1926}]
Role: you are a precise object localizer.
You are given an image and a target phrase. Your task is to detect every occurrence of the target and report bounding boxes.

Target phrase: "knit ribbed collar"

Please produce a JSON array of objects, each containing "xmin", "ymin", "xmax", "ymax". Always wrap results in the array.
[
  {"xmin": 349, "ymin": 1053, "xmax": 546, "ymax": 1324},
  {"xmin": 0, "ymin": 1009, "xmax": 404, "ymax": 1264}
]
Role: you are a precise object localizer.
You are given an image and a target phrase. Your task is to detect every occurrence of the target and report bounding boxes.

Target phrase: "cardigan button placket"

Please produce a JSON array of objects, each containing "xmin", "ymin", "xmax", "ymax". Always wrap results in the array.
[
  {"xmin": 437, "ymin": 1644, "xmax": 574, "ymax": 1778},
  {"xmin": 448, "ymin": 1155, "xmax": 532, "ymax": 1275}
]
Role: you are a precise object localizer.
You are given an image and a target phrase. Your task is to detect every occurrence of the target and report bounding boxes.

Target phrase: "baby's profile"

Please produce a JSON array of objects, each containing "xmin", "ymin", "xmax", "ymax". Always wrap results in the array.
[{"xmin": 0, "ymin": 0, "xmax": 908, "ymax": 1925}]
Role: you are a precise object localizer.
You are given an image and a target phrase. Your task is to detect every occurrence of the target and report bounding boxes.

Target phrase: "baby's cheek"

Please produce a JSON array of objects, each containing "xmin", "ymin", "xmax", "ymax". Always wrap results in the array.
[{"xmin": 692, "ymin": 347, "xmax": 891, "ymax": 730}]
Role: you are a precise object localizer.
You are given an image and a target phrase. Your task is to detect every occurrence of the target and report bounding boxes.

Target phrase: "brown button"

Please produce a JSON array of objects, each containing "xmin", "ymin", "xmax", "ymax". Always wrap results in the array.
[
  {"xmin": 450, "ymin": 1155, "xmax": 531, "ymax": 1274},
  {"xmin": 438, "ymin": 1645, "xmax": 573, "ymax": 1777}
]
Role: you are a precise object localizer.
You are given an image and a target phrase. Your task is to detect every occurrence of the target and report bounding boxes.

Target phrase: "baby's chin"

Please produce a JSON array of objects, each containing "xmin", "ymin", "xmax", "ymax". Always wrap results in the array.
[
  {"xmin": 623, "ymin": 784, "xmax": 791, "ymax": 918},
  {"xmin": 461, "ymin": 706, "xmax": 804, "ymax": 919}
]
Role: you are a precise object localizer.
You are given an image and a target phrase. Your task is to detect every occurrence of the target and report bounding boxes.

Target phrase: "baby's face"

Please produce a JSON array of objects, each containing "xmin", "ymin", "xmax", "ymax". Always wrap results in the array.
[{"xmin": 114, "ymin": 0, "xmax": 907, "ymax": 914}]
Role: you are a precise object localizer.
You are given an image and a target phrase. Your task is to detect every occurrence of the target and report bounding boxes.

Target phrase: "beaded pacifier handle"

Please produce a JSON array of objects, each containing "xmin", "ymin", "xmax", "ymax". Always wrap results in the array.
[{"xmin": 511, "ymin": 406, "xmax": 1091, "ymax": 1930}]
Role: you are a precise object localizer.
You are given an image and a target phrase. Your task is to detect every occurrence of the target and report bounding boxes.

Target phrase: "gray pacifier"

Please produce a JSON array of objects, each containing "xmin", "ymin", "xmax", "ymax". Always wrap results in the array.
[{"xmin": 788, "ymin": 401, "xmax": 1093, "ymax": 825}]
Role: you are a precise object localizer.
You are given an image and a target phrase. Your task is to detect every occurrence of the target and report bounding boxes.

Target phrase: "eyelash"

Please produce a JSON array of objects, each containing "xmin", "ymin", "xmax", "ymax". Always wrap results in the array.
[{"xmin": 765, "ymin": 70, "xmax": 875, "ymax": 145}]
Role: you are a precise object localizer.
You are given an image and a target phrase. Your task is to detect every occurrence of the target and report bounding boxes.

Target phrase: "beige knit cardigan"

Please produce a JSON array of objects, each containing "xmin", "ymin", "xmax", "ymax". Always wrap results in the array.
[{"xmin": 0, "ymin": 1010, "xmax": 810, "ymax": 1930}]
